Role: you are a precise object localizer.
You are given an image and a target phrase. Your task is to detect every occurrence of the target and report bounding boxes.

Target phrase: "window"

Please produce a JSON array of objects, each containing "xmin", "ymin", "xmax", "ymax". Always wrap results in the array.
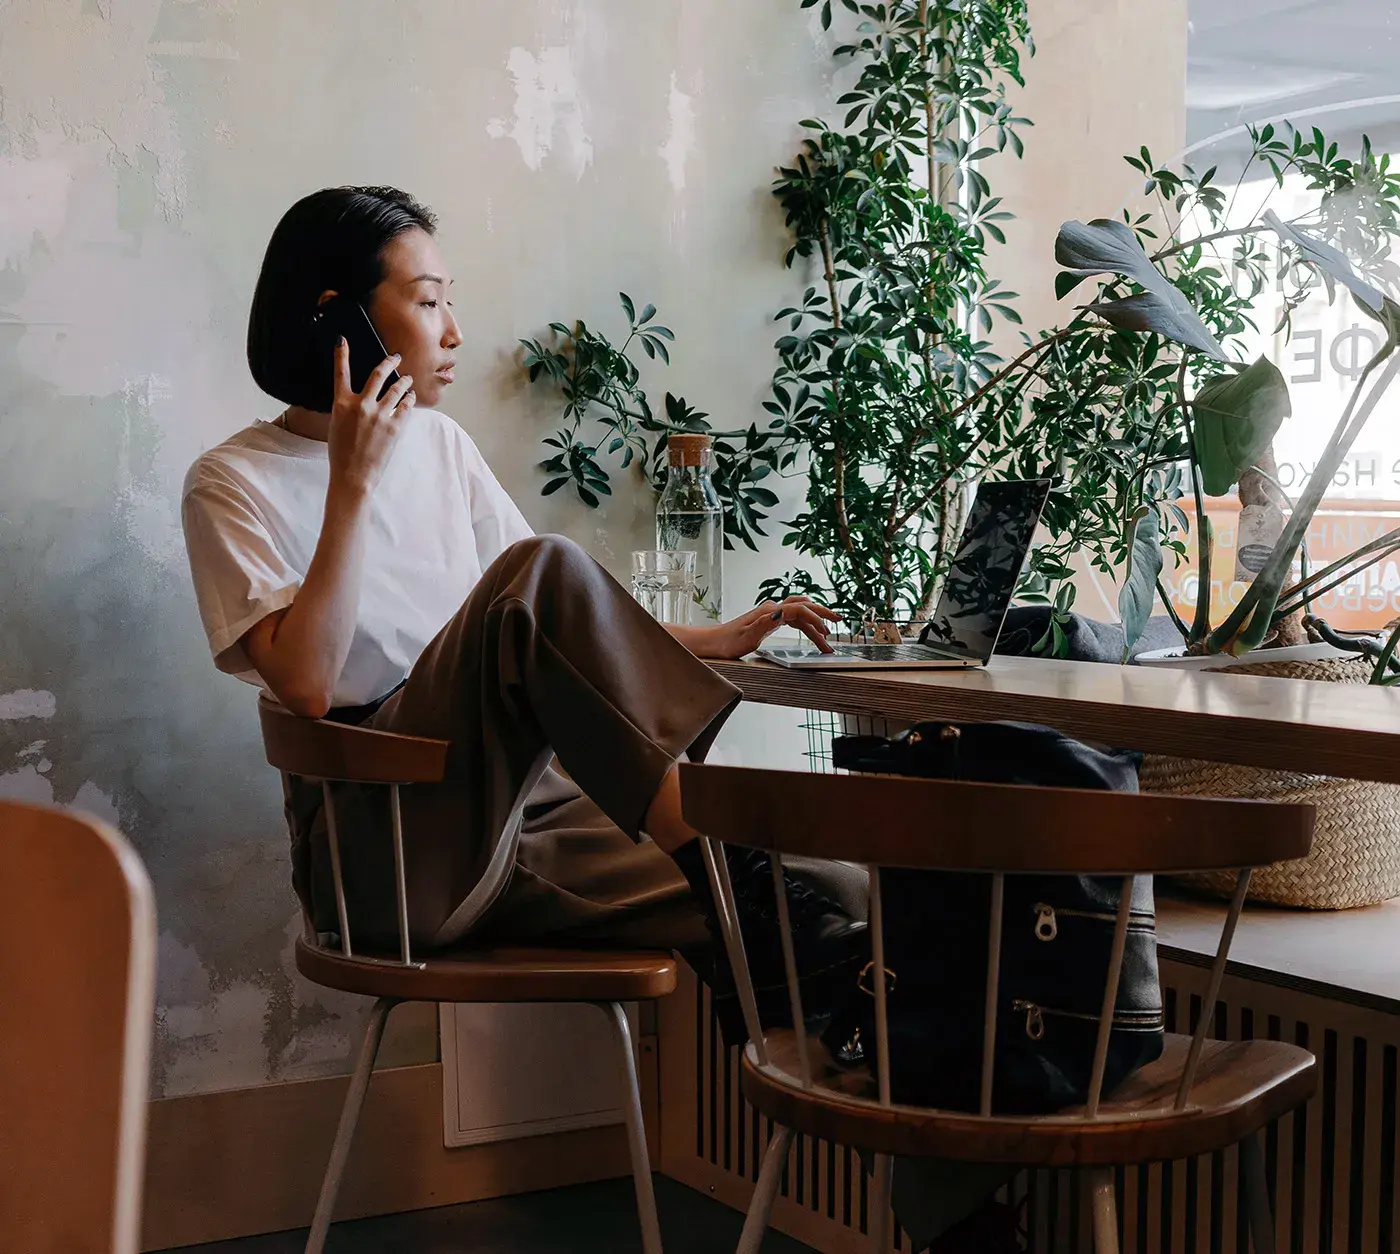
[{"xmin": 1157, "ymin": 1, "xmax": 1400, "ymax": 633}]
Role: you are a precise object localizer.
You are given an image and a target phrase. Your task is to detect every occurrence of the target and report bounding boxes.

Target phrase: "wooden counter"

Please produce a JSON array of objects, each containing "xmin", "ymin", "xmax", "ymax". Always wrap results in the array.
[{"xmin": 710, "ymin": 655, "xmax": 1400, "ymax": 784}]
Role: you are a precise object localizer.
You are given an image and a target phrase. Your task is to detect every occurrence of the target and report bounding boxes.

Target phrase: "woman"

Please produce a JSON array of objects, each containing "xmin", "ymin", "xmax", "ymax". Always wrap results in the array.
[{"xmin": 182, "ymin": 185, "xmax": 866, "ymax": 1034}]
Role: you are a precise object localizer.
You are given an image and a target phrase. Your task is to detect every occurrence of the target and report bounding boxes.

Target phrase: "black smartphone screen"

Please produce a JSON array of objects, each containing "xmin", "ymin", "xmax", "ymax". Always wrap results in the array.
[{"xmin": 311, "ymin": 298, "xmax": 401, "ymax": 400}]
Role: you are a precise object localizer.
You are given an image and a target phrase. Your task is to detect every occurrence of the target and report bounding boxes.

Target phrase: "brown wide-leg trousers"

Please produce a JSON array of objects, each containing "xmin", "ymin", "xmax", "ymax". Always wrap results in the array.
[
  {"xmin": 286, "ymin": 534, "xmax": 743, "ymax": 953},
  {"xmin": 283, "ymin": 535, "xmax": 984, "ymax": 1244}
]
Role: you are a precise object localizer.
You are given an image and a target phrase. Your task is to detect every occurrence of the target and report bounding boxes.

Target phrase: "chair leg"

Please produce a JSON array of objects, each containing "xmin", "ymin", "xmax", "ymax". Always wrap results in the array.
[
  {"xmin": 1241, "ymin": 1132, "xmax": 1276, "ymax": 1254},
  {"xmin": 600, "ymin": 1001, "xmax": 664, "ymax": 1254},
  {"xmin": 1086, "ymin": 1167, "xmax": 1119, "ymax": 1254},
  {"xmin": 737, "ymin": 1127, "xmax": 793, "ymax": 1254},
  {"xmin": 870, "ymin": 1154, "xmax": 893, "ymax": 1252},
  {"xmin": 305, "ymin": 997, "xmax": 395, "ymax": 1254}
]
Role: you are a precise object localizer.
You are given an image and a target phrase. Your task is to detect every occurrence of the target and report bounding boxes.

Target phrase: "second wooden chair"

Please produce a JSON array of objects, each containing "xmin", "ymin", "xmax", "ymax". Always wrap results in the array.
[{"xmin": 679, "ymin": 760, "xmax": 1318, "ymax": 1254}]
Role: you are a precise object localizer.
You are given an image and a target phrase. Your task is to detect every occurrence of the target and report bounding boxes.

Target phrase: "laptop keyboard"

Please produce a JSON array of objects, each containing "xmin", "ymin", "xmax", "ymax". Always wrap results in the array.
[{"xmin": 833, "ymin": 643, "xmax": 963, "ymax": 662}]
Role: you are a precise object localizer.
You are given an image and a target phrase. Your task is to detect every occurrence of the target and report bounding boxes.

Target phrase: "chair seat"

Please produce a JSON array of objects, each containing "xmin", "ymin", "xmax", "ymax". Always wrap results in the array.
[
  {"xmin": 742, "ymin": 1029, "xmax": 1316, "ymax": 1167},
  {"xmin": 295, "ymin": 936, "xmax": 678, "ymax": 1003}
]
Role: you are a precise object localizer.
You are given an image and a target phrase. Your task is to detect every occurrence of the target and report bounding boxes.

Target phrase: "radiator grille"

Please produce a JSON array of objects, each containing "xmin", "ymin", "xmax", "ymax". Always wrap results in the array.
[{"xmin": 657, "ymin": 958, "xmax": 1400, "ymax": 1253}]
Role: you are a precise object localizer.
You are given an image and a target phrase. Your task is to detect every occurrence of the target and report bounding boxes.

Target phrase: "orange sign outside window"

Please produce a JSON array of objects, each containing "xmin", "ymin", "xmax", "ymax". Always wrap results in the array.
[{"xmin": 1160, "ymin": 498, "xmax": 1400, "ymax": 633}]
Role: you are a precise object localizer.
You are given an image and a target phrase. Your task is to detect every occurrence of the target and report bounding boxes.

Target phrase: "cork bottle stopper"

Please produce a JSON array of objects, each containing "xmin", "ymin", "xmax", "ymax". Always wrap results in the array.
[{"xmin": 667, "ymin": 433, "xmax": 712, "ymax": 467}]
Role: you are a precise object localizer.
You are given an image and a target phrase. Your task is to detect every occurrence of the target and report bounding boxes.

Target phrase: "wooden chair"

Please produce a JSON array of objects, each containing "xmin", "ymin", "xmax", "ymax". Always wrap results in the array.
[
  {"xmin": 0, "ymin": 800, "xmax": 157, "ymax": 1254},
  {"xmin": 678, "ymin": 762, "xmax": 1319, "ymax": 1254},
  {"xmin": 258, "ymin": 697, "xmax": 673, "ymax": 1254}
]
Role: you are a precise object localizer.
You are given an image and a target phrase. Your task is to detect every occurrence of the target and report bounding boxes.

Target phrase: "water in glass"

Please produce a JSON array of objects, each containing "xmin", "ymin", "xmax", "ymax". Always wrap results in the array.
[{"xmin": 630, "ymin": 550, "xmax": 696, "ymax": 625}]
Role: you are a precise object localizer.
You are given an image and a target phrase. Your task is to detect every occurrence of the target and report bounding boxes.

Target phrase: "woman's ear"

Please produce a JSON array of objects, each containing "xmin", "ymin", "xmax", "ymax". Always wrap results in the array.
[{"xmin": 315, "ymin": 289, "xmax": 339, "ymax": 307}]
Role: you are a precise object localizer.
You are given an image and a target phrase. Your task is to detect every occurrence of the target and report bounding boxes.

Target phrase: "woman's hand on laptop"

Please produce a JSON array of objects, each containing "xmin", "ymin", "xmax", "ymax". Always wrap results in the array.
[{"xmin": 672, "ymin": 597, "xmax": 839, "ymax": 659}]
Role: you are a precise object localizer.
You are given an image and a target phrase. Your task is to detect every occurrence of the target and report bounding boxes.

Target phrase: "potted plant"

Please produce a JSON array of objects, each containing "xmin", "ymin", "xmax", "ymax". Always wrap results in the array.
[{"xmin": 523, "ymin": 0, "xmax": 1154, "ymax": 655}]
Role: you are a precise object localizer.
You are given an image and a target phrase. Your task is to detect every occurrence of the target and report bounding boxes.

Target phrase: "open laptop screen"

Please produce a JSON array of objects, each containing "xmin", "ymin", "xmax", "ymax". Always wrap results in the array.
[{"xmin": 919, "ymin": 479, "xmax": 1052, "ymax": 663}]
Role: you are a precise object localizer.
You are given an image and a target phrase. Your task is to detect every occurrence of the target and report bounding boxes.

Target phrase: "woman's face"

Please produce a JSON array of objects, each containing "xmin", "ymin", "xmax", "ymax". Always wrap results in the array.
[{"xmin": 363, "ymin": 227, "xmax": 461, "ymax": 409}]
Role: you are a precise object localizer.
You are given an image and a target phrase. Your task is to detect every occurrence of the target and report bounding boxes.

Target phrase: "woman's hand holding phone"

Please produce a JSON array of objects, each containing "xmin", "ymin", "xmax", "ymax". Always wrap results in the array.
[{"xmin": 327, "ymin": 337, "xmax": 416, "ymax": 499}]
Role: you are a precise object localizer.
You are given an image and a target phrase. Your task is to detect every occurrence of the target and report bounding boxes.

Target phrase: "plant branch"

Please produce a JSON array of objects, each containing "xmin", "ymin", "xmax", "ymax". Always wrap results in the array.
[
  {"xmin": 1155, "ymin": 576, "xmax": 1191, "ymax": 639},
  {"xmin": 819, "ymin": 218, "xmax": 856, "ymax": 562},
  {"xmin": 1206, "ymin": 347, "xmax": 1400, "ymax": 652},
  {"xmin": 1276, "ymin": 525, "xmax": 1400, "ymax": 606},
  {"xmin": 1371, "ymin": 620, "xmax": 1400, "ymax": 684},
  {"xmin": 1122, "ymin": 397, "xmax": 1185, "ymax": 541},
  {"xmin": 1177, "ymin": 357, "xmax": 1215, "ymax": 646},
  {"xmin": 884, "ymin": 326, "xmax": 1080, "ymax": 535},
  {"xmin": 1151, "ymin": 223, "xmax": 1262, "ymax": 263},
  {"xmin": 1273, "ymin": 533, "xmax": 1400, "ymax": 619}
]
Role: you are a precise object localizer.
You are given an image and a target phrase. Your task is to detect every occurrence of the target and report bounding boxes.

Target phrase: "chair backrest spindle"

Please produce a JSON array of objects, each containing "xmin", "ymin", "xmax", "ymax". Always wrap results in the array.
[
  {"xmin": 1086, "ymin": 876, "xmax": 1136, "ymax": 1119},
  {"xmin": 388, "ymin": 783, "xmax": 412, "ymax": 967},
  {"xmin": 321, "ymin": 780, "xmax": 354, "ymax": 958},
  {"xmin": 1175, "ymin": 868, "xmax": 1253, "ymax": 1110},
  {"xmin": 867, "ymin": 866, "xmax": 893, "ymax": 1108},
  {"xmin": 980, "ymin": 872, "xmax": 1005, "ymax": 1117},
  {"xmin": 771, "ymin": 853, "xmax": 812, "ymax": 1088},
  {"xmin": 701, "ymin": 836, "xmax": 769, "ymax": 1066}
]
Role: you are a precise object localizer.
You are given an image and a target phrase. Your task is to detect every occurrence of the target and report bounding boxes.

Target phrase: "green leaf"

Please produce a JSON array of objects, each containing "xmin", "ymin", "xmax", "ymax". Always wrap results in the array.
[
  {"xmin": 1118, "ymin": 507, "xmax": 1163, "ymax": 662},
  {"xmin": 1192, "ymin": 357, "xmax": 1291, "ymax": 496},
  {"xmin": 1262, "ymin": 210, "xmax": 1400, "ymax": 344},
  {"xmin": 639, "ymin": 303, "xmax": 657, "ymax": 325},
  {"xmin": 1055, "ymin": 218, "xmax": 1227, "ymax": 359},
  {"xmin": 1055, "ymin": 271, "xmax": 1089, "ymax": 301},
  {"xmin": 619, "ymin": 292, "xmax": 636, "ymax": 323},
  {"xmin": 541, "ymin": 477, "xmax": 570, "ymax": 497}
]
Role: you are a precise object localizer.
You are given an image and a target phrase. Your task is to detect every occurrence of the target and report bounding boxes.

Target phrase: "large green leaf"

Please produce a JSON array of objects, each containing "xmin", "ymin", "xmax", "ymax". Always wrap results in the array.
[
  {"xmin": 1056, "ymin": 218, "xmax": 1228, "ymax": 360},
  {"xmin": 1262, "ymin": 210, "xmax": 1399, "ymax": 339},
  {"xmin": 1192, "ymin": 357, "xmax": 1292, "ymax": 496},
  {"xmin": 1118, "ymin": 506, "xmax": 1163, "ymax": 662}
]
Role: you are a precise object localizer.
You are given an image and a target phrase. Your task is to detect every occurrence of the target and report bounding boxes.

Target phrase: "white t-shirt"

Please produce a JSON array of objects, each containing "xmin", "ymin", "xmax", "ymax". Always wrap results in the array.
[{"xmin": 181, "ymin": 408, "xmax": 533, "ymax": 707}]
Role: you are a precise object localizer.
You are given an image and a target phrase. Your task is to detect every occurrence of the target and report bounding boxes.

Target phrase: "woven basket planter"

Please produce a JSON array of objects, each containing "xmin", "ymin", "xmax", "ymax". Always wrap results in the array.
[{"xmin": 1139, "ymin": 655, "xmax": 1400, "ymax": 910}]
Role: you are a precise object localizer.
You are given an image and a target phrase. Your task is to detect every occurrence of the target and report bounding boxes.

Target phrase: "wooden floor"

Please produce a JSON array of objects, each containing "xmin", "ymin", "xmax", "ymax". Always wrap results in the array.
[{"xmin": 155, "ymin": 1176, "xmax": 815, "ymax": 1253}]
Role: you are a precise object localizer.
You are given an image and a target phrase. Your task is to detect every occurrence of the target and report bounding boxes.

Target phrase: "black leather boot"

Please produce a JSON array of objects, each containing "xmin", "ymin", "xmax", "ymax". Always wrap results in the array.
[{"xmin": 671, "ymin": 840, "xmax": 868, "ymax": 1047}]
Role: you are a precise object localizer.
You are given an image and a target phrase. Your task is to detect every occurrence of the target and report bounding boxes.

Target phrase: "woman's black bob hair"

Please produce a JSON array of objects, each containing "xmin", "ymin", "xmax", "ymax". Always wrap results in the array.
[{"xmin": 247, "ymin": 186, "xmax": 437, "ymax": 413}]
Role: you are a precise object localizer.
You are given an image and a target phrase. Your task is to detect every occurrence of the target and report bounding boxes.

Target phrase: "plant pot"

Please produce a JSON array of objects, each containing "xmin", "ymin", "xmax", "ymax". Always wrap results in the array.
[{"xmin": 1138, "ymin": 652, "xmax": 1400, "ymax": 910}]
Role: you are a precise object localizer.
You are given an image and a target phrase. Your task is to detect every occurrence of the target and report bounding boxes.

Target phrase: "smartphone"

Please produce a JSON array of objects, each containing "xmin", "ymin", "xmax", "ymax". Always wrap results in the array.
[{"xmin": 310, "ymin": 297, "xmax": 401, "ymax": 400}]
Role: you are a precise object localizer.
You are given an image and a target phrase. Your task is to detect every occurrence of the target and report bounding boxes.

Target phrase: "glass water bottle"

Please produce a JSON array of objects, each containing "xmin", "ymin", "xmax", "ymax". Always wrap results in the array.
[{"xmin": 656, "ymin": 433, "xmax": 724, "ymax": 623}]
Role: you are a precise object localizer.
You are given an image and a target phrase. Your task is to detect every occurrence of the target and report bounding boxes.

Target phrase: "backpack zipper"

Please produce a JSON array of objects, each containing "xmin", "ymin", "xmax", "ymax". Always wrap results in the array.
[
  {"xmin": 1032, "ymin": 902, "xmax": 1156, "ymax": 943},
  {"xmin": 1011, "ymin": 999, "xmax": 1164, "ymax": 1041}
]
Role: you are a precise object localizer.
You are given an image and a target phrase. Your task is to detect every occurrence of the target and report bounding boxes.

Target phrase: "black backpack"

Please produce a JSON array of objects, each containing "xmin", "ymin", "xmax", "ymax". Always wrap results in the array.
[{"xmin": 822, "ymin": 720, "xmax": 1164, "ymax": 1115}]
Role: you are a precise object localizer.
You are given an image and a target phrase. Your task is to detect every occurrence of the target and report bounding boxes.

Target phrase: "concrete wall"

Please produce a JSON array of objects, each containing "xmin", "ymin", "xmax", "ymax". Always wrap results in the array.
[
  {"xmin": 991, "ymin": 0, "xmax": 1189, "ymax": 616},
  {"xmin": 0, "ymin": 0, "xmax": 1185, "ymax": 1098},
  {"xmin": 993, "ymin": 0, "xmax": 1189, "ymax": 341}
]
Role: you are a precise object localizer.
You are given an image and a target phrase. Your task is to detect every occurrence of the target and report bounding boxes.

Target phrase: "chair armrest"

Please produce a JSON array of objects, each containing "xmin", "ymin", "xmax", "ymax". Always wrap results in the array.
[{"xmin": 258, "ymin": 696, "xmax": 449, "ymax": 784}]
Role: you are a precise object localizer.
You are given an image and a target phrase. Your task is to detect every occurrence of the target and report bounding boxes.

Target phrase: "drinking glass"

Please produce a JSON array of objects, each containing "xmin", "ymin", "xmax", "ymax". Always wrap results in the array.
[{"xmin": 630, "ymin": 550, "xmax": 697, "ymax": 625}]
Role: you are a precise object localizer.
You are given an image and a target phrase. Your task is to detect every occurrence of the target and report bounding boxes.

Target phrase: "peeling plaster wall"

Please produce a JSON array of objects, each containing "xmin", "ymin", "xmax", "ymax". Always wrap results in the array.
[{"xmin": 0, "ymin": 0, "xmax": 1184, "ymax": 1098}]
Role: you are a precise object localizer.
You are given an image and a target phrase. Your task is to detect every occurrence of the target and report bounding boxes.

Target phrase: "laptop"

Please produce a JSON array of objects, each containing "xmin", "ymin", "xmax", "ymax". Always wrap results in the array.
[{"xmin": 757, "ymin": 478, "xmax": 1052, "ymax": 670}]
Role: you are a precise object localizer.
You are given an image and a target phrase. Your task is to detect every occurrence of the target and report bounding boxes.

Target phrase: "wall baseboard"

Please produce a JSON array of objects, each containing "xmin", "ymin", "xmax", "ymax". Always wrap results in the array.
[{"xmin": 141, "ymin": 1059, "xmax": 645, "ymax": 1251}]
